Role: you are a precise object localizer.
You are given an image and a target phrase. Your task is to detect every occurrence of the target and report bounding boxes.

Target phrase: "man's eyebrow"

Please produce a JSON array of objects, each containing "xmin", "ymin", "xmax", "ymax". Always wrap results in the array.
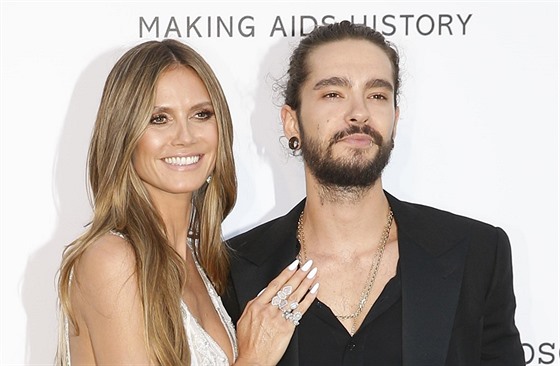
[
  {"xmin": 365, "ymin": 78, "xmax": 394, "ymax": 92},
  {"xmin": 313, "ymin": 76, "xmax": 351, "ymax": 90},
  {"xmin": 312, "ymin": 77, "xmax": 394, "ymax": 92}
]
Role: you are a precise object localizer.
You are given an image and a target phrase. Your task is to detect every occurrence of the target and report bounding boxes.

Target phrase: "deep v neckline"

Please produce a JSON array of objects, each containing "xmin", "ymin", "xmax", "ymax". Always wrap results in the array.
[{"xmin": 182, "ymin": 239, "xmax": 237, "ymax": 364}]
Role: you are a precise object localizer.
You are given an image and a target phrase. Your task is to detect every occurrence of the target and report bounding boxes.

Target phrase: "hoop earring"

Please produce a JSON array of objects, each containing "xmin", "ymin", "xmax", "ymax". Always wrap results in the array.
[{"xmin": 288, "ymin": 136, "xmax": 300, "ymax": 151}]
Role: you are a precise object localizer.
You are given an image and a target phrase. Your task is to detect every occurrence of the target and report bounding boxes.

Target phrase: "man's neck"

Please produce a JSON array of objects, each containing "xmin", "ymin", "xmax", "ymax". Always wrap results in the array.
[{"xmin": 301, "ymin": 178, "xmax": 393, "ymax": 256}]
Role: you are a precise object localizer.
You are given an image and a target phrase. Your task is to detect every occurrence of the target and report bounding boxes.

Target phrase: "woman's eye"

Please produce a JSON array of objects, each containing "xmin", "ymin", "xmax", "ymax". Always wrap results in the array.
[
  {"xmin": 194, "ymin": 110, "xmax": 214, "ymax": 120},
  {"xmin": 150, "ymin": 114, "xmax": 168, "ymax": 124}
]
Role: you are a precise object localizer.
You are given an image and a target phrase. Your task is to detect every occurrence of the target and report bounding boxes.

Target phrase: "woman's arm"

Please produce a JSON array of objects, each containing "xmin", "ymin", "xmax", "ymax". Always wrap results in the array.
[{"xmin": 71, "ymin": 233, "xmax": 153, "ymax": 365}]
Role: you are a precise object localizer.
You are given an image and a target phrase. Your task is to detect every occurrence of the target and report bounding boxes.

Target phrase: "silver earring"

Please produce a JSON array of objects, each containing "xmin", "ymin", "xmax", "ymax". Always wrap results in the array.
[{"xmin": 206, "ymin": 175, "xmax": 212, "ymax": 184}]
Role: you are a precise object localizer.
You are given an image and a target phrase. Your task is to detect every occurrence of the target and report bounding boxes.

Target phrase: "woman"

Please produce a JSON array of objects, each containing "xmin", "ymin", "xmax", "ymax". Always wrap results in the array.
[{"xmin": 56, "ymin": 39, "xmax": 319, "ymax": 365}]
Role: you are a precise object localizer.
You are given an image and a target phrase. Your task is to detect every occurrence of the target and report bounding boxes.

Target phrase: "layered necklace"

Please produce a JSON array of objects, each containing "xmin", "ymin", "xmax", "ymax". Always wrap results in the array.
[{"xmin": 296, "ymin": 207, "xmax": 394, "ymax": 335}]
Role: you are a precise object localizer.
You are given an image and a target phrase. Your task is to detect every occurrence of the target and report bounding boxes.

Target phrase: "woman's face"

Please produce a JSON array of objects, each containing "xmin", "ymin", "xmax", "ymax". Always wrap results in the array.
[{"xmin": 133, "ymin": 66, "xmax": 218, "ymax": 203}]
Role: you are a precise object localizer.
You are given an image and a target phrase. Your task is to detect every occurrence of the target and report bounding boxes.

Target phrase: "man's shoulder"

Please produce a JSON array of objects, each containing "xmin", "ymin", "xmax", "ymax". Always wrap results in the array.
[
  {"xmin": 390, "ymin": 193, "xmax": 497, "ymax": 230},
  {"xmin": 387, "ymin": 192, "xmax": 508, "ymax": 251},
  {"xmin": 228, "ymin": 215, "xmax": 284, "ymax": 245},
  {"xmin": 227, "ymin": 199, "xmax": 305, "ymax": 249}
]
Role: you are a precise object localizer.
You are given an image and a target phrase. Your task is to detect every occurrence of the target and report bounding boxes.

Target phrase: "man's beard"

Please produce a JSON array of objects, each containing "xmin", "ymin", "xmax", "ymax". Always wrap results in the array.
[{"xmin": 300, "ymin": 122, "xmax": 394, "ymax": 199}]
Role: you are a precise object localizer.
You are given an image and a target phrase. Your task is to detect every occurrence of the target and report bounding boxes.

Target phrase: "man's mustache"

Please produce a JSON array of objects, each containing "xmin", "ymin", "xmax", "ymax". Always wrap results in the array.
[{"xmin": 331, "ymin": 125, "xmax": 384, "ymax": 147}]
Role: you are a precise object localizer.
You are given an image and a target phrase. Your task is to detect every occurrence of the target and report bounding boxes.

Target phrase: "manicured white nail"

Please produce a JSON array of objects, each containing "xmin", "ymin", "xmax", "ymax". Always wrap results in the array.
[
  {"xmin": 288, "ymin": 259, "xmax": 299, "ymax": 271},
  {"xmin": 257, "ymin": 288, "xmax": 266, "ymax": 297},
  {"xmin": 307, "ymin": 267, "xmax": 318, "ymax": 279},
  {"xmin": 310, "ymin": 283, "xmax": 320, "ymax": 294},
  {"xmin": 301, "ymin": 259, "xmax": 313, "ymax": 272}
]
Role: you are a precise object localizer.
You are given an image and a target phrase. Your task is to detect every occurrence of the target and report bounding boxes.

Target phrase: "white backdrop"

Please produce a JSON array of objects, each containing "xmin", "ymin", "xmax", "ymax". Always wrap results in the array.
[{"xmin": 1, "ymin": 1, "xmax": 558, "ymax": 364}]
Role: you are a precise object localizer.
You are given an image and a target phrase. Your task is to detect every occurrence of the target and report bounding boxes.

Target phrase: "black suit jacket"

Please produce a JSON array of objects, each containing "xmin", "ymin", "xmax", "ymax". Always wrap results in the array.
[{"xmin": 223, "ymin": 192, "xmax": 524, "ymax": 365}]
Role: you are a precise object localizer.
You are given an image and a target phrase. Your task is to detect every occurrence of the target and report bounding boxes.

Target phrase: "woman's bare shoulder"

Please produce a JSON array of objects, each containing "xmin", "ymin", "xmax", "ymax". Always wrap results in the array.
[{"xmin": 73, "ymin": 232, "xmax": 139, "ymax": 317}]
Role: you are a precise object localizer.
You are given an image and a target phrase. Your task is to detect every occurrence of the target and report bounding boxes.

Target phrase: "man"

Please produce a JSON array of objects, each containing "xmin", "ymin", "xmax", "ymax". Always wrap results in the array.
[{"xmin": 224, "ymin": 21, "xmax": 524, "ymax": 365}]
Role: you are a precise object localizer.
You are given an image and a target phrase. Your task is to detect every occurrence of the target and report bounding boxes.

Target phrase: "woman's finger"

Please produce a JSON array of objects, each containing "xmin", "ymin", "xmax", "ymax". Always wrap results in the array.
[
  {"xmin": 253, "ymin": 258, "xmax": 302, "ymax": 303},
  {"xmin": 235, "ymin": 261, "xmax": 320, "ymax": 364},
  {"xmin": 272, "ymin": 265, "xmax": 319, "ymax": 326}
]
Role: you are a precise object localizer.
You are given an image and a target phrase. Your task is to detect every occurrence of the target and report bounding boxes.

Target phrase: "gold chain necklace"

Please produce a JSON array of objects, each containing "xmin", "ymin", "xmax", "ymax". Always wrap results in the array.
[{"xmin": 296, "ymin": 208, "xmax": 394, "ymax": 335}]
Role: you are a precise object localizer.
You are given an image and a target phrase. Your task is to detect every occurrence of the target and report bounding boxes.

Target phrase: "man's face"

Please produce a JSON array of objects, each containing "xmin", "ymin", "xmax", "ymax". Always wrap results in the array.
[{"xmin": 284, "ymin": 39, "xmax": 399, "ymax": 189}]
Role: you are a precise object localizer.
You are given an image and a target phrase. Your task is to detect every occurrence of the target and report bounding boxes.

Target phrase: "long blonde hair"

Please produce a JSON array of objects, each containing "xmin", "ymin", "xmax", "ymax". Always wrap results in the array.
[{"xmin": 56, "ymin": 39, "xmax": 237, "ymax": 365}]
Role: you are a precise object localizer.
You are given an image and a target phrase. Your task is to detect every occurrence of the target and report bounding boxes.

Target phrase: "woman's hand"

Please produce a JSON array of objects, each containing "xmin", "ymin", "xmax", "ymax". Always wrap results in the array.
[{"xmin": 234, "ymin": 259, "xmax": 319, "ymax": 365}]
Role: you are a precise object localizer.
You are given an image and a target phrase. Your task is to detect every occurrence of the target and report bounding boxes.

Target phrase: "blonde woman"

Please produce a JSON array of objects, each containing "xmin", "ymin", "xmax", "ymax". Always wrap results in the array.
[{"xmin": 56, "ymin": 39, "xmax": 319, "ymax": 365}]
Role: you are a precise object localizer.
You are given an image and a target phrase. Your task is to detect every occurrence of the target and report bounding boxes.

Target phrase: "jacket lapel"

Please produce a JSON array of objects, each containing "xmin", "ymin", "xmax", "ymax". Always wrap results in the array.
[{"xmin": 388, "ymin": 193, "xmax": 470, "ymax": 366}]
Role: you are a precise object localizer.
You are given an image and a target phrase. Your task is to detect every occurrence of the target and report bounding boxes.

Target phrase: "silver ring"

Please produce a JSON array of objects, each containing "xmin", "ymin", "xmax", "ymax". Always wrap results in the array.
[
  {"xmin": 289, "ymin": 301, "xmax": 298, "ymax": 310},
  {"xmin": 272, "ymin": 285, "xmax": 294, "ymax": 309},
  {"xmin": 277, "ymin": 285, "xmax": 293, "ymax": 300},
  {"xmin": 286, "ymin": 311, "xmax": 302, "ymax": 326},
  {"xmin": 272, "ymin": 295, "xmax": 288, "ymax": 309}
]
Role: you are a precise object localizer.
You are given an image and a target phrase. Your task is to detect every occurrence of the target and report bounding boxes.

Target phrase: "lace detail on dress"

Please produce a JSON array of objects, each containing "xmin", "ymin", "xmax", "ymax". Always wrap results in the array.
[{"xmin": 183, "ymin": 238, "xmax": 238, "ymax": 365}]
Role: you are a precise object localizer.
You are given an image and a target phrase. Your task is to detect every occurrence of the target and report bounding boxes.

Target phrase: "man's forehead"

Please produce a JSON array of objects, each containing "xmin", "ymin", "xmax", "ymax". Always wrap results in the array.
[
  {"xmin": 309, "ymin": 38, "xmax": 388, "ymax": 59},
  {"xmin": 305, "ymin": 41, "xmax": 394, "ymax": 89},
  {"xmin": 306, "ymin": 39, "xmax": 393, "ymax": 77}
]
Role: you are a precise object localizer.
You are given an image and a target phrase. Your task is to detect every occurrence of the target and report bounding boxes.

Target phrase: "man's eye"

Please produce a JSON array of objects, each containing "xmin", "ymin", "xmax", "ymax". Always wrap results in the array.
[
  {"xmin": 371, "ymin": 94, "xmax": 387, "ymax": 100},
  {"xmin": 324, "ymin": 92, "xmax": 340, "ymax": 98}
]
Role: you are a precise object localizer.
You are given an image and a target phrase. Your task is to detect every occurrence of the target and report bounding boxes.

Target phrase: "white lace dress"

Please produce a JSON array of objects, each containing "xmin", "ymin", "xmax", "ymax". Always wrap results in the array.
[{"xmin": 64, "ymin": 234, "xmax": 238, "ymax": 365}]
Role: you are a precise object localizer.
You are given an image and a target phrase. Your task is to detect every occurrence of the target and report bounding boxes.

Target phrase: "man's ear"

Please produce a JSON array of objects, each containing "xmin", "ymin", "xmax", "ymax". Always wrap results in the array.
[
  {"xmin": 392, "ymin": 106, "xmax": 400, "ymax": 139},
  {"xmin": 281, "ymin": 105, "xmax": 300, "ymax": 139}
]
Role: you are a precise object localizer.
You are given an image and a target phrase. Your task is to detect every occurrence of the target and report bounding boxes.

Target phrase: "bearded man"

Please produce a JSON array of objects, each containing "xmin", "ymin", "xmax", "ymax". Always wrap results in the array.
[{"xmin": 224, "ymin": 21, "xmax": 524, "ymax": 366}]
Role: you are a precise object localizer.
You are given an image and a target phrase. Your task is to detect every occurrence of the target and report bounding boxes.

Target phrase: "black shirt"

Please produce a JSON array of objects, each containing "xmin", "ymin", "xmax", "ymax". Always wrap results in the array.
[{"xmin": 298, "ymin": 264, "xmax": 402, "ymax": 365}]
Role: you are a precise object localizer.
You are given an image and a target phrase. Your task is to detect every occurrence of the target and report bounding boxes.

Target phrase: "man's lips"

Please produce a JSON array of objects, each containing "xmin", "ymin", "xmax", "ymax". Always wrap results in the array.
[{"xmin": 338, "ymin": 134, "xmax": 374, "ymax": 147}]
